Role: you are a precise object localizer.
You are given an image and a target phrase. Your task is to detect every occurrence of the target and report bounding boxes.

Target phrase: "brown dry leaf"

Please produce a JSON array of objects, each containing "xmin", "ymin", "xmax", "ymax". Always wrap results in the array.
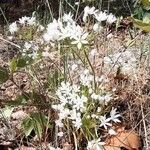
[
  {"xmin": 20, "ymin": 145, "xmax": 36, "ymax": 150},
  {"xmin": 11, "ymin": 110, "xmax": 28, "ymax": 120},
  {"xmin": 104, "ymin": 130, "xmax": 141, "ymax": 150},
  {"xmin": 63, "ymin": 143, "xmax": 72, "ymax": 150}
]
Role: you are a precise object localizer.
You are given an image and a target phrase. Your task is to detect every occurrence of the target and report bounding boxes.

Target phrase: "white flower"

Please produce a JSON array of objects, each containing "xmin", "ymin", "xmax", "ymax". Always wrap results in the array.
[
  {"xmin": 27, "ymin": 16, "xmax": 36, "ymax": 25},
  {"xmin": 80, "ymin": 69, "xmax": 93, "ymax": 87},
  {"xmin": 91, "ymin": 114, "xmax": 97, "ymax": 118},
  {"xmin": 59, "ymin": 108, "xmax": 70, "ymax": 120},
  {"xmin": 71, "ymin": 32, "xmax": 88, "ymax": 49},
  {"xmin": 28, "ymin": 51, "xmax": 38, "ymax": 59},
  {"xmin": 91, "ymin": 93, "xmax": 99, "ymax": 100},
  {"xmin": 75, "ymin": 2, "xmax": 79, "ymax": 5},
  {"xmin": 99, "ymin": 115, "xmax": 112, "ymax": 129},
  {"xmin": 110, "ymin": 108, "xmax": 121, "ymax": 123},
  {"xmin": 58, "ymin": 81, "xmax": 72, "ymax": 96},
  {"xmin": 89, "ymin": 49, "xmax": 99, "ymax": 57},
  {"xmin": 72, "ymin": 116, "xmax": 82, "ymax": 129},
  {"xmin": 9, "ymin": 22, "xmax": 18, "ymax": 34},
  {"xmin": 71, "ymin": 64, "xmax": 78, "ymax": 71},
  {"xmin": 24, "ymin": 42, "xmax": 32, "ymax": 50},
  {"xmin": 42, "ymin": 51, "xmax": 50, "ymax": 57},
  {"xmin": 37, "ymin": 25, "xmax": 45, "ymax": 31},
  {"xmin": 93, "ymin": 23, "xmax": 103, "ymax": 32},
  {"xmin": 43, "ymin": 19, "xmax": 62, "ymax": 42},
  {"xmin": 97, "ymin": 107, "xmax": 101, "ymax": 113},
  {"xmin": 89, "ymin": 88, "xmax": 93, "ymax": 94},
  {"xmin": 55, "ymin": 120, "xmax": 63, "ymax": 127},
  {"xmin": 83, "ymin": 6, "xmax": 97, "ymax": 22},
  {"xmin": 107, "ymin": 33, "xmax": 113, "ymax": 39},
  {"xmin": 57, "ymin": 132, "xmax": 63, "ymax": 137},
  {"xmin": 98, "ymin": 94, "xmax": 112, "ymax": 104},
  {"xmin": 108, "ymin": 128, "xmax": 117, "ymax": 135},
  {"xmin": 18, "ymin": 16, "xmax": 30, "ymax": 24},
  {"xmin": 87, "ymin": 138, "xmax": 105, "ymax": 150},
  {"xmin": 63, "ymin": 12, "xmax": 74, "ymax": 23},
  {"xmin": 94, "ymin": 11, "xmax": 108, "ymax": 22},
  {"xmin": 107, "ymin": 13, "xmax": 116, "ymax": 24}
]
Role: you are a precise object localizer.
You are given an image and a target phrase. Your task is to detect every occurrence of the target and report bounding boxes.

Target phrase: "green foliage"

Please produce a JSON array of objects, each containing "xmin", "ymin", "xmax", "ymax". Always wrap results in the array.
[
  {"xmin": 22, "ymin": 112, "xmax": 50, "ymax": 138},
  {"xmin": 132, "ymin": 17, "xmax": 150, "ymax": 32},
  {"xmin": 10, "ymin": 56, "xmax": 33, "ymax": 72},
  {"xmin": 17, "ymin": 56, "xmax": 32, "ymax": 68},
  {"xmin": 7, "ymin": 92, "xmax": 30, "ymax": 106},
  {"xmin": 132, "ymin": 0, "xmax": 150, "ymax": 31},
  {"xmin": 0, "ymin": 67, "xmax": 9, "ymax": 84},
  {"xmin": 133, "ymin": 0, "xmax": 150, "ymax": 17},
  {"xmin": 10, "ymin": 58, "xmax": 17, "ymax": 73},
  {"xmin": 0, "ymin": 106, "xmax": 14, "ymax": 119},
  {"xmin": 141, "ymin": 0, "xmax": 150, "ymax": 10}
]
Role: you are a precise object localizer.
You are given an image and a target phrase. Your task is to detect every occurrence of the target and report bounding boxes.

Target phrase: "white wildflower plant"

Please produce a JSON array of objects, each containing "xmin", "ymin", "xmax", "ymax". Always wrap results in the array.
[
  {"xmin": 87, "ymin": 138, "xmax": 105, "ymax": 150},
  {"xmin": 52, "ymin": 68, "xmax": 121, "ymax": 147},
  {"xmin": 5, "ymin": 5, "xmax": 123, "ymax": 150}
]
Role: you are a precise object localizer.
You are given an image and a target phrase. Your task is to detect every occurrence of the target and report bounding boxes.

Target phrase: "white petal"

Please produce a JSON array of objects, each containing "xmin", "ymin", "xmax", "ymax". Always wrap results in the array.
[
  {"xmin": 71, "ymin": 40, "xmax": 78, "ymax": 44},
  {"xmin": 108, "ymin": 129, "xmax": 117, "ymax": 135},
  {"xmin": 77, "ymin": 42, "xmax": 82, "ymax": 49}
]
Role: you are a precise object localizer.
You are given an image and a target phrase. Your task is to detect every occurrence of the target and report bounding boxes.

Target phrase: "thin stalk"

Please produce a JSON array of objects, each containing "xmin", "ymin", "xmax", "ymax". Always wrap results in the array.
[
  {"xmin": 45, "ymin": 0, "xmax": 54, "ymax": 20},
  {"xmin": 75, "ymin": 0, "xmax": 81, "ymax": 21},
  {"xmin": 67, "ymin": 118, "xmax": 71, "ymax": 143},
  {"xmin": 64, "ymin": 0, "xmax": 76, "ymax": 12},
  {"xmin": 0, "ymin": 37, "xmax": 21, "ymax": 49},
  {"xmin": 73, "ymin": 132, "xmax": 78, "ymax": 150},
  {"xmin": 72, "ymin": 48, "xmax": 85, "ymax": 66},
  {"xmin": 0, "ymin": 7, "xmax": 9, "ymax": 25},
  {"xmin": 84, "ymin": 50, "xmax": 97, "ymax": 91}
]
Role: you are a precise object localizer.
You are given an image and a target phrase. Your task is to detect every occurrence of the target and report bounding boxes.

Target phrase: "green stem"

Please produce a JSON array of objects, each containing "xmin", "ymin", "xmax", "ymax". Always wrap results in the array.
[{"xmin": 84, "ymin": 50, "xmax": 97, "ymax": 91}]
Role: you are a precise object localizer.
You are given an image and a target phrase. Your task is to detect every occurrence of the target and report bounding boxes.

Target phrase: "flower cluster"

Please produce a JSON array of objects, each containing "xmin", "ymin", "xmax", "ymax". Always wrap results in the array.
[
  {"xmin": 9, "ymin": 16, "xmax": 37, "ymax": 34},
  {"xmin": 87, "ymin": 138, "xmax": 105, "ymax": 150},
  {"xmin": 8, "ymin": 6, "xmax": 117, "ymax": 61},
  {"xmin": 22, "ymin": 41, "xmax": 39, "ymax": 59},
  {"xmin": 52, "ymin": 69, "xmax": 121, "ymax": 139},
  {"xmin": 104, "ymin": 51, "xmax": 137, "ymax": 74},
  {"xmin": 83, "ymin": 6, "xmax": 117, "ymax": 32},
  {"xmin": 7, "ymin": 5, "xmax": 122, "ymax": 149},
  {"xmin": 52, "ymin": 81, "xmax": 87, "ymax": 129},
  {"xmin": 43, "ymin": 13, "xmax": 88, "ymax": 49}
]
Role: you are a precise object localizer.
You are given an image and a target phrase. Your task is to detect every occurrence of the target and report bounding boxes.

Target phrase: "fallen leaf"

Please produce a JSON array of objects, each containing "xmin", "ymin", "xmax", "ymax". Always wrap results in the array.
[
  {"xmin": 63, "ymin": 143, "xmax": 72, "ymax": 150},
  {"xmin": 104, "ymin": 130, "xmax": 141, "ymax": 150},
  {"xmin": 20, "ymin": 145, "xmax": 36, "ymax": 150},
  {"xmin": 11, "ymin": 110, "xmax": 28, "ymax": 120}
]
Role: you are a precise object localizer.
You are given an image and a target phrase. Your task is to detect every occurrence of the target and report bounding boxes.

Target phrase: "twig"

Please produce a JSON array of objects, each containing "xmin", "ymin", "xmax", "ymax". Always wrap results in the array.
[
  {"xmin": 141, "ymin": 102, "xmax": 149, "ymax": 150},
  {"xmin": 0, "ymin": 37, "xmax": 21, "ymax": 49}
]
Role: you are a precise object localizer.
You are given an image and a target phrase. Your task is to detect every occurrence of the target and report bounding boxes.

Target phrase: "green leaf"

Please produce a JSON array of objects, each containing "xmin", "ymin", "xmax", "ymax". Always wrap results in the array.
[
  {"xmin": 143, "ymin": 12, "xmax": 150, "ymax": 23},
  {"xmin": 22, "ymin": 117, "xmax": 34, "ymax": 136},
  {"xmin": 17, "ymin": 57, "xmax": 28, "ymax": 68},
  {"xmin": 34, "ymin": 117, "xmax": 43, "ymax": 138},
  {"xmin": 0, "ymin": 67, "xmax": 9, "ymax": 84},
  {"xmin": 31, "ymin": 112, "xmax": 47, "ymax": 138},
  {"xmin": 7, "ymin": 92, "xmax": 31, "ymax": 106},
  {"xmin": 82, "ymin": 118, "xmax": 96, "ymax": 129},
  {"xmin": 10, "ymin": 58, "xmax": 17, "ymax": 73},
  {"xmin": 0, "ymin": 106, "xmax": 14, "ymax": 119},
  {"xmin": 131, "ymin": 17, "xmax": 150, "ymax": 32},
  {"xmin": 141, "ymin": 0, "xmax": 150, "ymax": 10},
  {"xmin": 17, "ymin": 56, "xmax": 32, "ymax": 68},
  {"xmin": 22, "ymin": 112, "xmax": 50, "ymax": 139}
]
